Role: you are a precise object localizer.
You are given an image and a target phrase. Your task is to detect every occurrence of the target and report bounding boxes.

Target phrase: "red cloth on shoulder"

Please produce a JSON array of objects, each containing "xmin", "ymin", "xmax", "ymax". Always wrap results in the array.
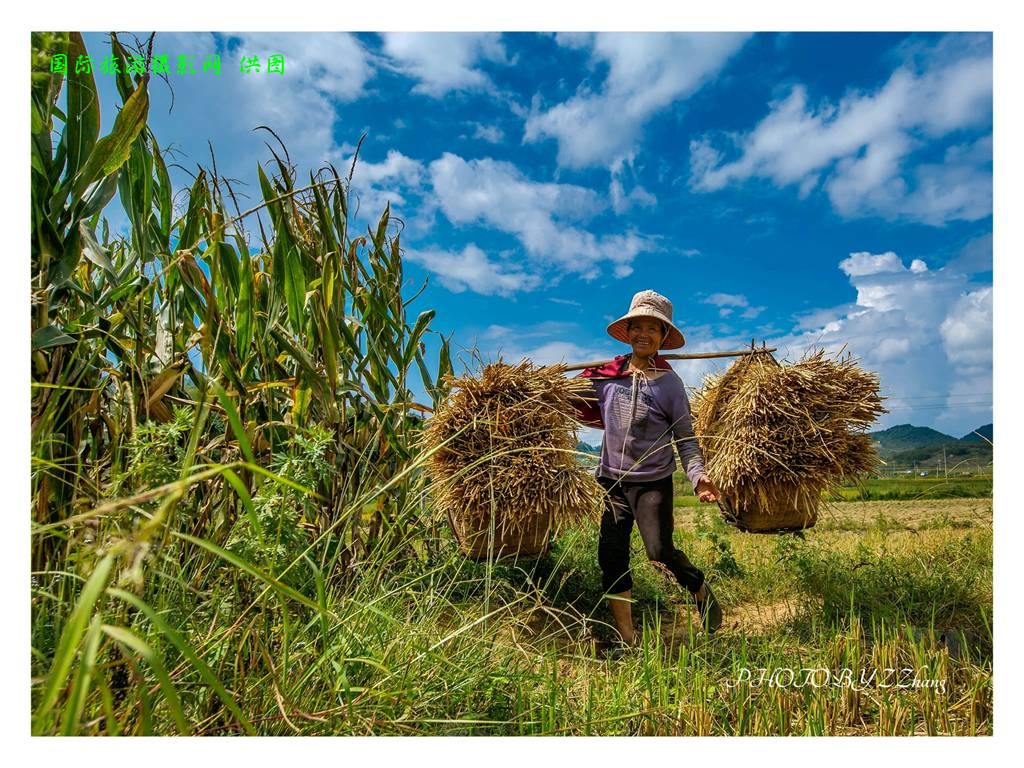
[{"xmin": 572, "ymin": 354, "xmax": 673, "ymax": 428}]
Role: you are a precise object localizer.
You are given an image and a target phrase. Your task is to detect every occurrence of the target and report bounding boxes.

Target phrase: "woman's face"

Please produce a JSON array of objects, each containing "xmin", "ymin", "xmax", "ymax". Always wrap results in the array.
[{"xmin": 627, "ymin": 318, "xmax": 664, "ymax": 357}]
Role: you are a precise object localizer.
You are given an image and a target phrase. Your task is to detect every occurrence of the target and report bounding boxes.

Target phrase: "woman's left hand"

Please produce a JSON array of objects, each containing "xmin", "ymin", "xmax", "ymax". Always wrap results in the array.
[{"xmin": 695, "ymin": 476, "xmax": 720, "ymax": 503}]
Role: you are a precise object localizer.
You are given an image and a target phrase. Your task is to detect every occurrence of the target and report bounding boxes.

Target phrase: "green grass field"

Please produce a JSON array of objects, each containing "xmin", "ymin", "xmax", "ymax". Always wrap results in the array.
[
  {"xmin": 33, "ymin": 494, "xmax": 992, "ymax": 735},
  {"xmin": 671, "ymin": 474, "xmax": 992, "ymax": 507},
  {"xmin": 827, "ymin": 476, "xmax": 992, "ymax": 502}
]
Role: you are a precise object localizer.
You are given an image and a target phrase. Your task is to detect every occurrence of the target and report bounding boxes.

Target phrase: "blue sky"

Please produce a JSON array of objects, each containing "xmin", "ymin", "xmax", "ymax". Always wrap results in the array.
[{"xmin": 80, "ymin": 31, "xmax": 993, "ymax": 438}]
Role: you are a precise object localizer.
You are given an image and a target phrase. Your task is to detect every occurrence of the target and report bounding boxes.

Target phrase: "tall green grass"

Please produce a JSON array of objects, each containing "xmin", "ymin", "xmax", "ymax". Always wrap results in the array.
[
  {"xmin": 31, "ymin": 486, "xmax": 993, "ymax": 734},
  {"xmin": 31, "ymin": 30, "xmax": 452, "ymax": 733}
]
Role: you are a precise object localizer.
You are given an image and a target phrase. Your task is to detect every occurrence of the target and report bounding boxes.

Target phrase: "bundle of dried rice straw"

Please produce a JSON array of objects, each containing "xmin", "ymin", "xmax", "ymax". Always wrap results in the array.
[
  {"xmin": 691, "ymin": 349, "xmax": 886, "ymax": 532},
  {"xmin": 422, "ymin": 360, "xmax": 605, "ymax": 558}
]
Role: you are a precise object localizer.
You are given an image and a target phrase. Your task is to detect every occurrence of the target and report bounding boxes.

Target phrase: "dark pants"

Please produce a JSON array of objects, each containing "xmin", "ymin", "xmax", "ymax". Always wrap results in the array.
[{"xmin": 597, "ymin": 474, "xmax": 705, "ymax": 595}]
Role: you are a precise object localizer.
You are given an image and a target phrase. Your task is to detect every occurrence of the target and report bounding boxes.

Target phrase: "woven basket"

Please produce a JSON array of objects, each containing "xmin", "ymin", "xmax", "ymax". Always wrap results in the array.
[
  {"xmin": 717, "ymin": 493, "xmax": 818, "ymax": 534},
  {"xmin": 447, "ymin": 507, "xmax": 554, "ymax": 560}
]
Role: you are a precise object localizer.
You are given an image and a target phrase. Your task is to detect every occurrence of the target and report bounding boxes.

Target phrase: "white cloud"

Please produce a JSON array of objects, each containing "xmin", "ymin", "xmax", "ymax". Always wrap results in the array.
[
  {"xmin": 430, "ymin": 153, "xmax": 604, "ymax": 224},
  {"xmin": 483, "ymin": 321, "xmax": 579, "ymax": 342},
  {"xmin": 344, "ymin": 149, "xmax": 425, "ymax": 218},
  {"xmin": 875, "ymin": 337, "xmax": 912, "ymax": 361},
  {"xmin": 940, "ymin": 287, "xmax": 992, "ymax": 366},
  {"xmin": 428, "ymin": 152, "xmax": 657, "ymax": 282},
  {"xmin": 471, "ymin": 123, "xmax": 505, "ymax": 143},
  {"xmin": 379, "ymin": 33, "xmax": 508, "ymax": 97},
  {"xmin": 216, "ymin": 31, "xmax": 375, "ymax": 169},
  {"xmin": 265, "ymin": 32, "xmax": 375, "ymax": 102},
  {"xmin": 405, "ymin": 244, "xmax": 540, "ymax": 296},
  {"xmin": 609, "ymin": 157, "xmax": 657, "ymax": 214},
  {"xmin": 552, "ymin": 32, "xmax": 594, "ymax": 51},
  {"xmin": 701, "ymin": 293, "xmax": 766, "ymax": 321},
  {"xmin": 517, "ymin": 341, "xmax": 606, "ymax": 367},
  {"xmin": 826, "ymin": 136, "xmax": 993, "ymax": 225},
  {"xmin": 765, "ymin": 249, "xmax": 992, "ymax": 434},
  {"xmin": 87, "ymin": 32, "xmax": 377, "ymax": 246},
  {"xmin": 791, "ymin": 306, "xmax": 857, "ymax": 332},
  {"xmin": 610, "ymin": 176, "xmax": 657, "ymax": 214},
  {"xmin": 839, "ymin": 251, "xmax": 906, "ymax": 277},
  {"xmin": 704, "ymin": 293, "xmax": 749, "ymax": 308},
  {"xmin": 947, "ymin": 234, "xmax": 992, "ymax": 275},
  {"xmin": 689, "ymin": 34, "xmax": 992, "ymax": 225},
  {"xmin": 348, "ymin": 149, "xmax": 423, "ymax": 187},
  {"xmin": 525, "ymin": 33, "xmax": 750, "ymax": 169},
  {"xmin": 473, "ymin": 318, "xmax": 616, "ymax": 371}
]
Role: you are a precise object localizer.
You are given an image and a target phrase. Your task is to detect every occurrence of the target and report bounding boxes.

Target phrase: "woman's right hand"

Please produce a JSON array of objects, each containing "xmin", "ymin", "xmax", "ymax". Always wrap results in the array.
[{"xmin": 695, "ymin": 476, "xmax": 720, "ymax": 503}]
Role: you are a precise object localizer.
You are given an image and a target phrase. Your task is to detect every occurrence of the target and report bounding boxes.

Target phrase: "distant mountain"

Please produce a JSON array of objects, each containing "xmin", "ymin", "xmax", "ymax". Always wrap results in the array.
[
  {"xmin": 869, "ymin": 424, "xmax": 958, "ymax": 457},
  {"xmin": 887, "ymin": 442, "xmax": 992, "ymax": 470},
  {"xmin": 869, "ymin": 423, "xmax": 992, "ymax": 471},
  {"xmin": 576, "ymin": 441, "xmax": 601, "ymax": 456},
  {"xmin": 960, "ymin": 424, "xmax": 993, "ymax": 442}
]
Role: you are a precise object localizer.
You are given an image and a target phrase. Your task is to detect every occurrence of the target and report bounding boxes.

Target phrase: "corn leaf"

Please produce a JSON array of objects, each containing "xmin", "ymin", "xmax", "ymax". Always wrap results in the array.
[
  {"xmin": 63, "ymin": 32, "xmax": 100, "ymax": 188},
  {"xmin": 73, "ymin": 79, "xmax": 149, "ymax": 199},
  {"xmin": 32, "ymin": 325, "xmax": 76, "ymax": 351}
]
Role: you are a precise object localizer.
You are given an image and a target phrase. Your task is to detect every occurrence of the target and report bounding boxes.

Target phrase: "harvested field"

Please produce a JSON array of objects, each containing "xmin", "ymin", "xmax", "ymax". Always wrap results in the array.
[
  {"xmin": 675, "ymin": 497, "xmax": 992, "ymax": 533},
  {"xmin": 814, "ymin": 498, "xmax": 992, "ymax": 531},
  {"xmin": 432, "ymin": 495, "xmax": 993, "ymax": 735}
]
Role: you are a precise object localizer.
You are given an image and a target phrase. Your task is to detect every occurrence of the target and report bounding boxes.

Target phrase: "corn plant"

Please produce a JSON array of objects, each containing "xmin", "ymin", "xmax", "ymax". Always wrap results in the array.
[{"xmin": 32, "ymin": 29, "xmax": 451, "ymax": 557}]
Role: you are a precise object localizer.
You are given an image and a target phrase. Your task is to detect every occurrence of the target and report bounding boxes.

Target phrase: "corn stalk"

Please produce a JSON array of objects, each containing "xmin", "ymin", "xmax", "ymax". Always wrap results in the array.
[{"xmin": 30, "ymin": 31, "xmax": 452, "ymax": 571}]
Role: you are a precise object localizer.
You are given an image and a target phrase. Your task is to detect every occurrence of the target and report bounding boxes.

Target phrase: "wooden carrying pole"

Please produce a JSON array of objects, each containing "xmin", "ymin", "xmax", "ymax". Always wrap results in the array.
[{"xmin": 562, "ymin": 346, "xmax": 777, "ymax": 372}]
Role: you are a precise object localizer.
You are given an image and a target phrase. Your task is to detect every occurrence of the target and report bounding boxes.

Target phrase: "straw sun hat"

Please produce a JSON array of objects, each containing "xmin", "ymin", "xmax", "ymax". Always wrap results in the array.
[{"xmin": 606, "ymin": 289, "xmax": 686, "ymax": 350}]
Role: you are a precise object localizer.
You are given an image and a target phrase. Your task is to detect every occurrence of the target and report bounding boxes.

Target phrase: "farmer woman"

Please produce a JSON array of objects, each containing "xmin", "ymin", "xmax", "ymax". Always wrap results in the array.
[{"xmin": 574, "ymin": 289, "xmax": 723, "ymax": 646}]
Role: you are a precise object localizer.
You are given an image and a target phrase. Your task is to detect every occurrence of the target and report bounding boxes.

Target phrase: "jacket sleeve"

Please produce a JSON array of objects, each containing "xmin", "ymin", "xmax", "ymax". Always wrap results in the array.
[{"xmin": 668, "ymin": 376, "xmax": 708, "ymax": 488}]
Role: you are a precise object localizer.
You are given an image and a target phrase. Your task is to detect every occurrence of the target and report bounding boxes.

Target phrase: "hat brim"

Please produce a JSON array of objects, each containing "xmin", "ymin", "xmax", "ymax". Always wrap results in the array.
[{"xmin": 606, "ymin": 313, "xmax": 685, "ymax": 350}]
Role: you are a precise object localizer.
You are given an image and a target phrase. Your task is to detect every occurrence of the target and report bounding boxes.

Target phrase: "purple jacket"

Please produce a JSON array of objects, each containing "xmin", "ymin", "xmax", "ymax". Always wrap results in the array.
[{"xmin": 576, "ymin": 355, "xmax": 707, "ymax": 485}]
